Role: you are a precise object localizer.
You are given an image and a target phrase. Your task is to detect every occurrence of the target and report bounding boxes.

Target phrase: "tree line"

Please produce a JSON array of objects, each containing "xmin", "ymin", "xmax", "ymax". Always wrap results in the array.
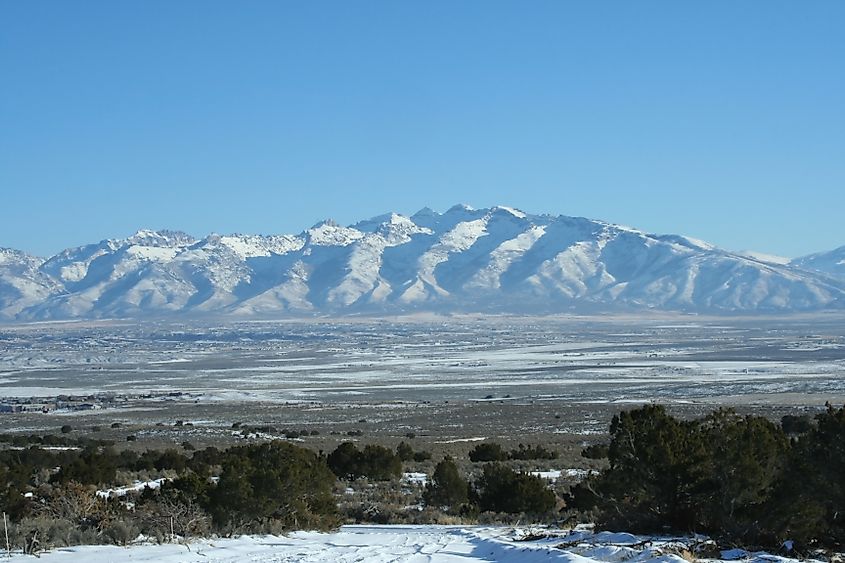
[
  {"xmin": 0, "ymin": 436, "xmax": 557, "ymax": 553},
  {"xmin": 569, "ymin": 403, "xmax": 845, "ymax": 550},
  {"xmin": 2, "ymin": 404, "xmax": 844, "ymax": 553}
]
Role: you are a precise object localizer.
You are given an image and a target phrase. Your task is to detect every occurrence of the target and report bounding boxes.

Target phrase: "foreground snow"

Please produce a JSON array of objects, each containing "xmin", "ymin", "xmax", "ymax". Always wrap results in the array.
[{"xmin": 7, "ymin": 525, "xmax": 811, "ymax": 563}]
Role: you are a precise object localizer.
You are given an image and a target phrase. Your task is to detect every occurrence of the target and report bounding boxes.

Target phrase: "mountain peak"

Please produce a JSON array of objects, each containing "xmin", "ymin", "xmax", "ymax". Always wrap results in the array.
[
  {"xmin": 491, "ymin": 205, "xmax": 527, "ymax": 219},
  {"xmin": 306, "ymin": 220, "xmax": 363, "ymax": 247},
  {"xmin": 125, "ymin": 229, "xmax": 195, "ymax": 247},
  {"xmin": 412, "ymin": 206, "xmax": 438, "ymax": 217},
  {"xmin": 0, "ymin": 247, "xmax": 42, "ymax": 267},
  {"xmin": 309, "ymin": 219, "xmax": 338, "ymax": 229}
]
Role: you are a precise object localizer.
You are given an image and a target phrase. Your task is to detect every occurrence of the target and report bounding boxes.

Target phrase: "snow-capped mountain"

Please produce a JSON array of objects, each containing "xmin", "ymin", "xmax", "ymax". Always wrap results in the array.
[
  {"xmin": 792, "ymin": 246, "xmax": 845, "ymax": 280},
  {"xmin": 2, "ymin": 205, "xmax": 844, "ymax": 320},
  {"xmin": 0, "ymin": 248, "xmax": 61, "ymax": 318}
]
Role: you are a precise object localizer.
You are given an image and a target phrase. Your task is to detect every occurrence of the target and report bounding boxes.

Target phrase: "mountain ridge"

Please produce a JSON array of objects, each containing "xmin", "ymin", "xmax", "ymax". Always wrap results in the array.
[{"xmin": 2, "ymin": 206, "xmax": 844, "ymax": 320}]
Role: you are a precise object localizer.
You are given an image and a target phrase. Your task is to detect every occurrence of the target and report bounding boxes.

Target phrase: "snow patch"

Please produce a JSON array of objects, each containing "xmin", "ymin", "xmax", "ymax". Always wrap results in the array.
[{"xmin": 97, "ymin": 478, "xmax": 169, "ymax": 498}]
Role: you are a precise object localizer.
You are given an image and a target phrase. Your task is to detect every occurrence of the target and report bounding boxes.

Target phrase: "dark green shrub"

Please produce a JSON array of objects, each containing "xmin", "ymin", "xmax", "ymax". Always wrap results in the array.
[
  {"xmin": 207, "ymin": 440, "xmax": 337, "ymax": 531},
  {"xmin": 413, "ymin": 450, "xmax": 432, "ymax": 462},
  {"xmin": 153, "ymin": 449, "xmax": 188, "ymax": 472},
  {"xmin": 575, "ymin": 405, "xmax": 791, "ymax": 545},
  {"xmin": 423, "ymin": 457, "xmax": 468, "ymax": 509},
  {"xmin": 357, "ymin": 445, "xmax": 402, "ymax": 481},
  {"xmin": 188, "ymin": 446, "xmax": 223, "ymax": 473},
  {"xmin": 474, "ymin": 463, "xmax": 556, "ymax": 515},
  {"xmin": 581, "ymin": 443, "xmax": 609, "ymax": 459},
  {"xmin": 769, "ymin": 403, "xmax": 845, "ymax": 547},
  {"xmin": 52, "ymin": 447, "xmax": 118, "ymax": 485},
  {"xmin": 691, "ymin": 409, "xmax": 788, "ymax": 542},
  {"xmin": 584, "ymin": 404, "xmax": 695, "ymax": 532},
  {"xmin": 326, "ymin": 442, "xmax": 359, "ymax": 479},
  {"xmin": 468, "ymin": 442, "xmax": 508, "ymax": 462},
  {"xmin": 781, "ymin": 414, "xmax": 814, "ymax": 435},
  {"xmin": 396, "ymin": 441, "xmax": 414, "ymax": 461},
  {"xmin": 327, "ymin": 443, "xmax": 401, "ymax": 481}
]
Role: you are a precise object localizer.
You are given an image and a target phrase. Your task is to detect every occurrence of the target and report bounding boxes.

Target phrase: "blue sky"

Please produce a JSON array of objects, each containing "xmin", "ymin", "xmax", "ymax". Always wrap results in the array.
[{"xmin": 2, "ymin": 1, "xmax": 843, "ymax": 258}]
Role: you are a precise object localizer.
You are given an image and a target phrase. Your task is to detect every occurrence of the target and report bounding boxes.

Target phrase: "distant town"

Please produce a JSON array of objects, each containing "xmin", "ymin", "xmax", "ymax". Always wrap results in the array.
[{"xmin": 0, "ymin": 391, "xmax": 192, "ymax": 414}]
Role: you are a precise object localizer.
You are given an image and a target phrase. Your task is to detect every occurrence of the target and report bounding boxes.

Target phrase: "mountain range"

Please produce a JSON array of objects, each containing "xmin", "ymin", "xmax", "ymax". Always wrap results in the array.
[{"xmin": 2, "ymin": 205, "xmax": 845, "ymax": 320}]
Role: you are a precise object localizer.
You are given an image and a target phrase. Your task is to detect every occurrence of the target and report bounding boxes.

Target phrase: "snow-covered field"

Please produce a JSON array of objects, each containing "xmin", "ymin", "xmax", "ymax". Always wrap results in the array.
[
  {"xmin": 5, "ymin": 526, "xmax": 807, "ymax": 563},
  {"xmin": 2, "ymin": 318, "xmax": 845, "ymax": 408}
]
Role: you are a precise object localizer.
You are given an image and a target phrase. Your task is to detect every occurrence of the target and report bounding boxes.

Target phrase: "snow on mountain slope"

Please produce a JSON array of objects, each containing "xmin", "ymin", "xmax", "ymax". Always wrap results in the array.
[
  {"xmin": 25, "ymin": 230, "xmax": 198, "ymax": 319},
  {"xmin": 232, "ymin": 259, "xmax": 314, "ymax": 314},
  {"xmin": 736, "ymin": 251, "xmax": 791, "ymax": 266},
  {"xmin": 39, "ymin": 230, "xmax": 195, "ymax": 287},
  {"xmin": 466, "ymin": 224, "xmax": 547, "ymax": 291},
  {"xmin": 401, "ymin": 216, "xmax": 490, "ymax": 302},
  {"xmin": 2, "ymin": 207, "xmax": 845, "ymax": 319},
  {"xmin": 0, "ymin": 248, "xmax": 60, "ymax": 318},
  {"xmin": 793, "ymin": 246, "xmax": 845, "ymax": 279},
  {"xmin": 327, "ymin": 214, "xmax": 432, "ymax": 307}
]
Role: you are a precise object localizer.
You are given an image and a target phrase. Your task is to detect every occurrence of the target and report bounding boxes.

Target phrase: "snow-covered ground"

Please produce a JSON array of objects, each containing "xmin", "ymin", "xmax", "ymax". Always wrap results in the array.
[
  {"xmin": 3, "ymin": 318, "xmax": 845, "ymax": 409},
  {"xmin": 529, "ymin": 469, "xmax": 592, "ymax": 482},
  {"xmin": 96, "ymin": 478, "xmax": 169, "ymax": 499},
  {"xmin": 5, "ymin": 525, "xmax": 810, "ymax": 563},
  {"xmin": 402, "ymin": 472, "xmax": 429, "ymax": 486}
]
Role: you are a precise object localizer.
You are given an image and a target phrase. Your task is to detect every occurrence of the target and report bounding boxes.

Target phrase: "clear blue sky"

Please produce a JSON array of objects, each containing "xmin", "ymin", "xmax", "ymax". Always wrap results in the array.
[{"xmin": 2, "ymin": 1, "xmax": 843, "ymax": 258}]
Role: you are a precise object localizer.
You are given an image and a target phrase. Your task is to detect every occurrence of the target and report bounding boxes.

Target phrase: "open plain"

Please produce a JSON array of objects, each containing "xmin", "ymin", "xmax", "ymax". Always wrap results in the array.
[{"xmin": 1, "ymin": 314, "xmax": 843, "ymax": 457}]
